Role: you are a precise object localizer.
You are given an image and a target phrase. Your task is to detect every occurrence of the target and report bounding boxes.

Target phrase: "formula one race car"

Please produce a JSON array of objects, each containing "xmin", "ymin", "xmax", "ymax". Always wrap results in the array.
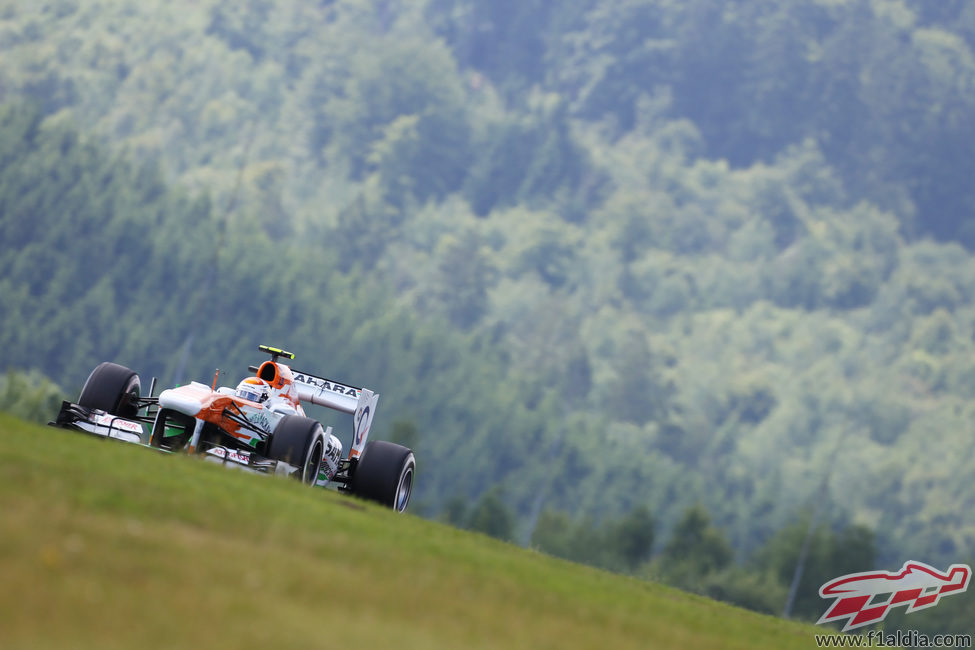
[{"xmin": 51, "ymin": 346, "xmax": 415, "ymax": 511}]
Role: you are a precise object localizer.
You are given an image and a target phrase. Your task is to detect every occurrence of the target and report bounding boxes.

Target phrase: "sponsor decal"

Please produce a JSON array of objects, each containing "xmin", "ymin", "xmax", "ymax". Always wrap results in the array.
[
  {"xmin": 320, "ymin": 438, "xmax": 341, "ymax": 480},
  {"xmin": 817, "ymin": 561, "xmax": 971, "ymax": 631},
  {"xmin": 354, "ymin": 405, "xmax": 370, "ymax": 446},
  {"xmin": 249, "ymin": 410, "xmax": 270, "ymax": 432},
  {"xmin": 93, "ymin": 413, "xmax": 143, "ymax": 434},
  {"xmin": 206, "ymin": 447, "xmax": 252, "ymax": 465},
  {"xmin": 325, "ymin": 439, "xmax": 341, "ymax": 464},
  {"xmin": 228, "ymin": 449, "xmax": 251, "ymax": 464},
  {"xmin": 229, "ymin": 449, "xmax": 251, "ymax": 464},
  {"xmin": 293, "ymin": 373, "xmax": 359, "ymax": 397}
]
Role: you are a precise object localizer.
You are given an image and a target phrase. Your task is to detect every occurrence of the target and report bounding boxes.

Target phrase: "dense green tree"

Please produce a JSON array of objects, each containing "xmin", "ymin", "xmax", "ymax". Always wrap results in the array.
[
  {"xmin": 434, "ymin": 230, "xmax": 494, "ymax": 329},
  {"xmin": 467, "ymin": 486, "xmax": 516, "ymax": 542},
  {"xmin": 322, "ymin": 35, "xmax": 472, "ymax": 201},
  {"xmin": 441, "ymin": 494, "xmax": 469, "ymax": 527},
  {"xmin": 530, "ymin": 505, "xmax": 655, "ymax": 573},
  {"xmin": 0, "ymin": 370, "xmax": 63, "ymax": 424},
  {"xmin": 605, "ymin": 504, "xmax": 655, "ymax": 572},
  {"xmin": 754, "ymin": 514, "xmax": 875, "ymax": 621},
  {"xmin": 462, "ymin": 97, "xmax": 594, "ymax": 217},
  {"xmin": 606, "ymin": 330, "xmax": 673, "ymax": 426},
  {"xmin": 530, "ymin": 509, "xmax": 575, "ymax": 560},
  {"xmin": 424, "ymin": 0, "xmax": 566, "ymax": 92},
  {"xmin": 655, "ymin": 505, "xmax": 733, "ymax": 586},
  {"xmin": 700, "ymin": 567, "xmax": 786, "ymax": 616},
  {"xmin": 386, "ymin": 419, "xmax": 420, "ymax": 450}
]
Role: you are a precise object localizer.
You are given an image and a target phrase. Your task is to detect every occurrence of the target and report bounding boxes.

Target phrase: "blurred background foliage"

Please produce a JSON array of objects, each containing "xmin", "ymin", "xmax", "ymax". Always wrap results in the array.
[{"xmin": 2, "ymin": 0, "xmax": 975, "ymax": 632}]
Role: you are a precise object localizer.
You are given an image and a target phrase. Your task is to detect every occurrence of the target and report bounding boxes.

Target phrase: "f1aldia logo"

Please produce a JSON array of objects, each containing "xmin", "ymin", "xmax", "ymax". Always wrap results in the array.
[{"xmin": 817, "ymin": 561, "xmax": 971, "ymax": 631}]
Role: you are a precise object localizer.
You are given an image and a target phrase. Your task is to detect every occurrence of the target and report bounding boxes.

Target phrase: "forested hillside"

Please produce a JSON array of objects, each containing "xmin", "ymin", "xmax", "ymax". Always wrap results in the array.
[{"xmin": 3, "ymin": 0, "xmax": 975, "ymax": 595}]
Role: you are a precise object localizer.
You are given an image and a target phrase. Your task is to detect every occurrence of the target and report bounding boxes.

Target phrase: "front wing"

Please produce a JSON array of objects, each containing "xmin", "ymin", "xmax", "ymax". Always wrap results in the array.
[
  {"xmin": 50, "ymin": 400, "xmax": 342, "ymax": 486},
  {"xmin": 50, "ymin": 400, "xmax": 147, "ymax": 445}
]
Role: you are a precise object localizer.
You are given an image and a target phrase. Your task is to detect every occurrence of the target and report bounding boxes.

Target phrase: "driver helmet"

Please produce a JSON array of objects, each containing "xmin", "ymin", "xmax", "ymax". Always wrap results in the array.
[{"xmin": 235, "ymin": 377, "xmax": 270, "ymax": 403}]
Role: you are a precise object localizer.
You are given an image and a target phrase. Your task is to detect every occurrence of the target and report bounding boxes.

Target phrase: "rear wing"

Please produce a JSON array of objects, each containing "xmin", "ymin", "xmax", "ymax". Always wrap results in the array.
[{"xmin": 291, "ymin": 370, "xmax": 378, "ymax": 460}]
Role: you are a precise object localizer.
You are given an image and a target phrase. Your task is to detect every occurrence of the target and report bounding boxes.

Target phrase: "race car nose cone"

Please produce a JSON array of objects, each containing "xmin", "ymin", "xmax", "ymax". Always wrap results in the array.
[{"xmin": 158, "ymin": 387, "xmax": 205, "ymax": 417}]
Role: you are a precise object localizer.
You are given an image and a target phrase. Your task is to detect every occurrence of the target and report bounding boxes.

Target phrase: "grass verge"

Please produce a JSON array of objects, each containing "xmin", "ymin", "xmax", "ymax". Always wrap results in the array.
[{"xmin": 0, "ymin": 413, "xmax": 823, "ymax": 649}]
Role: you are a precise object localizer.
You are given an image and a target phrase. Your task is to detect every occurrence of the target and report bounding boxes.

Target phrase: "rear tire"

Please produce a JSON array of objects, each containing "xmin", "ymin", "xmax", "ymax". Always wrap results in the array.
[
  {"xmin": 267, "ymin": 415, "xmax": 325, "ymax": 485},
  {"xmin": 78, "ymin": 362, "xmax": 141, "ymax": 419},
  {"xmin": 350, "ymin": 441, "xmax": 415, "ymax": 512}
]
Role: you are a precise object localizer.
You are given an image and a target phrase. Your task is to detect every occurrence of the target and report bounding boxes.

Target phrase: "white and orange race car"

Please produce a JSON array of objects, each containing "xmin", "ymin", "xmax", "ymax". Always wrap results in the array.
[{"xmin": 51, "ymin": 345, "xmax": 415, "ymax": 511}]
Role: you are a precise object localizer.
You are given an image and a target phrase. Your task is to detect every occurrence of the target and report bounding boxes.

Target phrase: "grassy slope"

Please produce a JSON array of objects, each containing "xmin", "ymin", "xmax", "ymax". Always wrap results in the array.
[{"xmin": 0, "ymin": 413, "xmax": 821, "ymax": 649}]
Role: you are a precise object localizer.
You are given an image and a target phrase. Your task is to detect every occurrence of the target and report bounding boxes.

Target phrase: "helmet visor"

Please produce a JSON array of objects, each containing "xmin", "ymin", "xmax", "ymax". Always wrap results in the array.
[{"xmin": 237, "ymin": 387, "xmax": 263, "ymax": 402}]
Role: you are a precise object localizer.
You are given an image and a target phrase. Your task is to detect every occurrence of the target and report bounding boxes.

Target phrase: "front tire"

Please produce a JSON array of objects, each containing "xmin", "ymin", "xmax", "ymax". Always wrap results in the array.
[
  {"xmin": 350, "ymin": 441, "xmax": 415, "ymax": 512},
  {"xmin": 78, "ymin": 362, "xmax": 141, "ymax": 419},
  {"xmin": 267, "ymin": 415, "xmax": 325, "ymax": 485}
]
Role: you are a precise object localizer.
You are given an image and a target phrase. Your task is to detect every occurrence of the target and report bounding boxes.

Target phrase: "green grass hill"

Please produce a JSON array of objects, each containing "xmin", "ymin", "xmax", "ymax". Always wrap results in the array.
[{"xmin": 0, "ymin": 412, "xmax": 822, "ymax": 649}]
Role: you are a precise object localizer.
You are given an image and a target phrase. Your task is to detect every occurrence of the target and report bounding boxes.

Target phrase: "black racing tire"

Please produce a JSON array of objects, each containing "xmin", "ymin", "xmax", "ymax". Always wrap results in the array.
[
  {"xmin": 350, "ymin": 441, "xmax": 415, "ymax": 512},
  {"xmin": 78, "ymin": 362, "xmax": 141, "ymax": 419},
  {"xmin": 267, "ymin": 415, "xmax": 325, "ymax": 485}
]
